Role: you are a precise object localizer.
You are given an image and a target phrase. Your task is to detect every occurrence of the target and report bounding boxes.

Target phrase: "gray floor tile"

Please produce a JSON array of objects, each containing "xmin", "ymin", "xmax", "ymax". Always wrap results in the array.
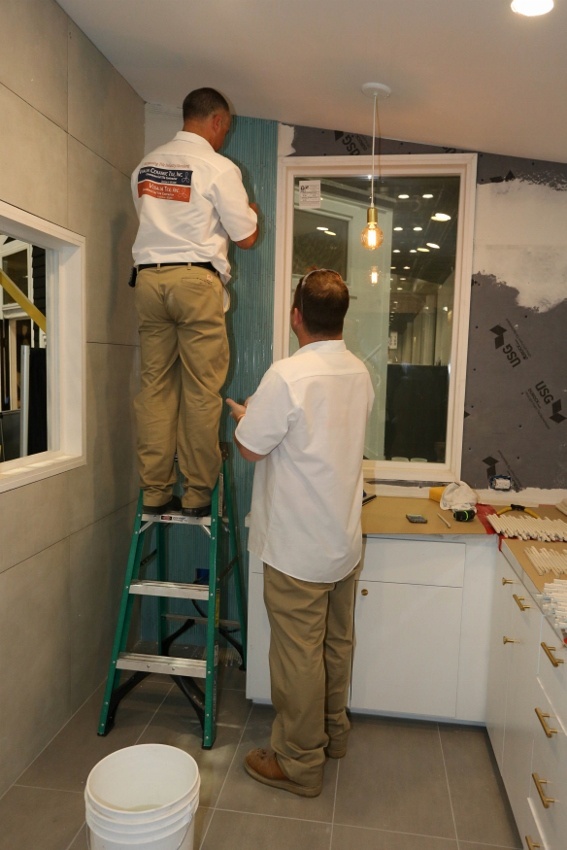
[
  {"xmin": 439, "ymin": 725, "xmax": 522, "ymax": 848},
  {"xmin": 17, "ymin": 677, "xmax": 172, "ymax": 793},
  {"xmin": 136, "ymin": 690, "xmax": 246, "ymax": 808},
  {"xmin": 331, "ymin": 824, "xmax": 458, "ymax": 850},
  {"xmin": 0, "ymin": 786, "xmax": 84, "ymax": 850},
  {"xmin": 200, "ymin": 809, "xmax": 333, "ymax": 850},
  {"xmin": 334, "ymin": 716, "xmax": 456, "ymax": 838},
  {"xmin": 1, "ymin": 677, "xmax": 526, "ymax": 850}
]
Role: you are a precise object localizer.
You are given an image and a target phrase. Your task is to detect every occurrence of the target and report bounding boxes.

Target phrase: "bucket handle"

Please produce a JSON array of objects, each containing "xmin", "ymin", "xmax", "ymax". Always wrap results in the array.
[{"xmin": 86, "ymin": 819, "xmax": 192, "ymax": 850}]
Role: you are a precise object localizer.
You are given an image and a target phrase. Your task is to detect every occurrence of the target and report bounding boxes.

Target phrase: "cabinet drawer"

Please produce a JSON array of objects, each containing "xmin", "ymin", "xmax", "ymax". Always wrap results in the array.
[
  {"xmin": 537, "ymin": 619, "xmax": 567, "ymax": 728},
  {"xmin": 524, "ymin": 800, "xmax": 549, "ymax": 850},
  {"xmin": 529, "ymin": 683, "xmax": 567, "ymax": 850},
  {"xmin": 361, "ymin": 538, "xmax": 465, "ymax": 586}
]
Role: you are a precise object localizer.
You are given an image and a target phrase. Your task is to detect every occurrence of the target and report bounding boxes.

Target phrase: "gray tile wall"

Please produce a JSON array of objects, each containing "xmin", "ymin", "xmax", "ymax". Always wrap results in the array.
[{"xmin": 0, "ymin": 0, "xmax": 144, "ymax": 795}]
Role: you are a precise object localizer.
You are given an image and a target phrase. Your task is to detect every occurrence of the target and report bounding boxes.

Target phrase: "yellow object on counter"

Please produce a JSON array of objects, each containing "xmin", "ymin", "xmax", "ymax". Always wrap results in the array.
[{"xmin": 429, "ymin": 486, "xmax": 444, "ymax": 503}]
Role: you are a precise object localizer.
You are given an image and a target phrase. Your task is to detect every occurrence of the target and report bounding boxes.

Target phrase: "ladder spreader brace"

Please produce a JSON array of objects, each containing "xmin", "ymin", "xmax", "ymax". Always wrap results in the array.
[{"xmin": 97, "ymin": 445, "xmax": 246, "ymax": 749}]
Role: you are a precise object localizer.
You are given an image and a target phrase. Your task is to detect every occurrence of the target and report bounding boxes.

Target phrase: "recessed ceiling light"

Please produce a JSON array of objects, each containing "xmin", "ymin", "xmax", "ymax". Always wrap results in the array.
[
  {"xmin": 397, "ymin": 286, "xmax": 403, "ymax": 290},
  {"xmin": 511, "ymin": 0, "xmax": 554, "ymax": 16},
  {"xmin": 413, "ymin": 226, "xmax": 423, "ymax": 232},
  {"xmin": 422, "ymin": 193, "xmax": 434, "ymax": 199},
  {"xmin": 417, "ymin": 247, "xmax": 430, "ymax": 252},
  {"xmin": 398, "ymin": 194, "xmax": 410, "ymax": 199},
  {"xmin": 410, "ymin": 249, "xmax": 417, "ymax": 254},
  {"xmin": 394, "ymin": 226, "xmax": 403, "ymax": 231},
  {"xmin": 403, "ymin": 265, "xmax": 410, "ymax": 270},
  {"xmin": 325, "ymin": 231, "xmax": 336, "ymax": 236},
  {"xmin": 316, "ymin": 226, "xmax": 329, "ymax": 231},
  {"xmin": 426, "ymin": 242, "xmax": 440, "ymax": 249},
  {"xmin": 393, "ymin": 249, "xmax": 401, "ymax": 253},
  {"xmin": 391, "ymin": 265, "xmax": 396, "ymax": 270},
  {"xmin": 431, "ymin": 212, "xmax": 451, "ymax": 222}
]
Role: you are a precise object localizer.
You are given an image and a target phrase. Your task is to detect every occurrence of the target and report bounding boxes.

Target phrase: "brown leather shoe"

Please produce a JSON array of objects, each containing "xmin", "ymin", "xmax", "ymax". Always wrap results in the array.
[{"xmin": 244, "ymin": 748, "xmax": 322, "ymax": 797}]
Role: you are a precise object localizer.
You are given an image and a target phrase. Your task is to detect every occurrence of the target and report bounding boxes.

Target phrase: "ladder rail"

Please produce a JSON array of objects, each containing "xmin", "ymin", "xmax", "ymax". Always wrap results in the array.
[{"xmin": 97, "ymin": 448, "xmax": 246, "ymax": 748}]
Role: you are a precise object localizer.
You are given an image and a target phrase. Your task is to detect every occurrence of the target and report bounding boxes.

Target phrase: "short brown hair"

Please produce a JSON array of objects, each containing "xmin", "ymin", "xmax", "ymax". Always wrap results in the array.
[
  {"xmin": 292, "ymin": 269, "xmax": 349, "ymax": 336},
  {"xmin": 182, "ymin": 88, "xmax": 230, "ymax": 121}
]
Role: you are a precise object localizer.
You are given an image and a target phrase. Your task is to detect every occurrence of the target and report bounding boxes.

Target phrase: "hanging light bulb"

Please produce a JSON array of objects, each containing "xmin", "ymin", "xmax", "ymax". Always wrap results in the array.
[
  {"xmin": 360, "ymin": 83, "xmax": 391, "ymax": 251},
  {"xmin": 369, "ymin": 265, "xmax": 380, "ymax": 286},
  {"xmin": 361, "ymin": 208, "xmax": 384, "ymax": 250}
]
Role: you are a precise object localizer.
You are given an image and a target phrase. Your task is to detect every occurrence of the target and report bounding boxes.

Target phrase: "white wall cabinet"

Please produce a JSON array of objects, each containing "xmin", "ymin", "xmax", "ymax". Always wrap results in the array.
[{"xmin": 246, "ymin": 534, "xmax": 496, "ymax": 723}]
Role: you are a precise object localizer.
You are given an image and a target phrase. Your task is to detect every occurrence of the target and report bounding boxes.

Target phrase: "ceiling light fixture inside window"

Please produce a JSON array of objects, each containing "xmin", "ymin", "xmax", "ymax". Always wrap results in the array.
[
  {"xmin": 511, "ymin": 0, "xmax": 554, "ymax": 16},
  {"xmin": 360, "ymin": 82, "xmax": 391, "ymax": 250}
]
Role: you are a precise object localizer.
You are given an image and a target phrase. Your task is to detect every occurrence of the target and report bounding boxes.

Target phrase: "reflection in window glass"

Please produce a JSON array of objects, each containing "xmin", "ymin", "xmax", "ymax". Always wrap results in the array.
[
  {"xmin": 291, "ymin": 174, "xmax": 460, "ymax": 464},
  {"xmin": 0, "ymin": 236, "xmax": 47, "ymax": 461}
]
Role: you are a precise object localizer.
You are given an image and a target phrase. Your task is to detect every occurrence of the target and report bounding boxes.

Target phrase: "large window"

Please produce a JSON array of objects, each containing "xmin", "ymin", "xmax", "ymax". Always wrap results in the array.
[
  {"xmin": 274, "ymin": 154, "xmax": 477, "ymax": 482},
  {"xmin": 0, "ymin": 201, "xmax": 85, "ymax": 492}
]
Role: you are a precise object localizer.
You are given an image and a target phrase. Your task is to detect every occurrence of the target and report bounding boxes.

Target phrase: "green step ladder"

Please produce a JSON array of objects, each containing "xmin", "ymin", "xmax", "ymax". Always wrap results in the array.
[{"xmin": 97, "ymin": 445, "xmax": 246, "ymax": 749}]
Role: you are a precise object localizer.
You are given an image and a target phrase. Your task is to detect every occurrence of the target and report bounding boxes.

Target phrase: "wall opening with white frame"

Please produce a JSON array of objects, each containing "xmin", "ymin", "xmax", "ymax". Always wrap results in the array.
[
  {"xmin": 0, "ymin": 200, "xmax": 86, "ymax": 492},
  {"xmin": 274, "ymin": 153, "xmax": 477, "ymax": 483}
]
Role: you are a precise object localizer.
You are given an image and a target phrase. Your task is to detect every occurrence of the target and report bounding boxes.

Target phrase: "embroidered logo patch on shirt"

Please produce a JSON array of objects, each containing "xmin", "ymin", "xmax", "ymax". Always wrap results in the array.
[{"xmin": 137, "ymin": 167, "xmax": 192, "ymax": 202}]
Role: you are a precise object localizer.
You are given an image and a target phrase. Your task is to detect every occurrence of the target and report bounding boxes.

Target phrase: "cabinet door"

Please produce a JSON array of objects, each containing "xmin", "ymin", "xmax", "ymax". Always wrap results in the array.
[
  {"xmin": 486, "ymin": 555, "xmax": 517, "ymax": 770},
  {"xmin": 350, "ymin": 580, "xmax": 462, "ymax": 717},
  {"xmin": 486, "ymin": 551, "xmax": 542, "ymax": 841},
  {"xmin": 502, "ymin": 575, "xmax": 542, "ymax": 837}
]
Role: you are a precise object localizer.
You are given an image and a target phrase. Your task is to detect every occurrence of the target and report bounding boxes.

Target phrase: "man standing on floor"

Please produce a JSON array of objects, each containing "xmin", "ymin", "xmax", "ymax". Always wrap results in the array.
[
  {"xmin": 131, "ymin": 87, "xmax": 258, "ymax": 517},
  {"xmin": 227, "ymin": 269, "xmax": 374, "ymax": 797}
]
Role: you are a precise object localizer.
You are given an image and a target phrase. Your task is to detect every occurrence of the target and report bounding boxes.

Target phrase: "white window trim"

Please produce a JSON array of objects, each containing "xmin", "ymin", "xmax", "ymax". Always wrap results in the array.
[
  {"xmin": 274, "ymin": 153, "xmax": 477, "ymax": 483},
  {"xmin": 0, "ymin": 200, "xmax": 86, "ymax": 492}
]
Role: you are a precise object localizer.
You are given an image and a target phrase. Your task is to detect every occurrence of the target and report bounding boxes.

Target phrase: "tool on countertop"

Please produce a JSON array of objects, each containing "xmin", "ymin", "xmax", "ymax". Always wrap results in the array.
[{"xmin": 496, "ymin": 503, "xmax": 540, "ymax": 519}]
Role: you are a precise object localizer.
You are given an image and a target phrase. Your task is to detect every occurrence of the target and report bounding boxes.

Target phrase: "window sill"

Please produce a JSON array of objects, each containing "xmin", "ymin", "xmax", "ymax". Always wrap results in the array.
[{"xmin": 0, "ymin": 451, "xmax": 86, "ymax": 493}]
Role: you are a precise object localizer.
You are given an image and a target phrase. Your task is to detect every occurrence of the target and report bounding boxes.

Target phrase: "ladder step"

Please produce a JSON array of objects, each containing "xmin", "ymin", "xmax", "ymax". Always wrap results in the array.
[
  {"xmin": 116, "ymin": 652, "xmax": 208, "ymax": 677},
  {"xmin": 129, "ymin": 580, "xmax": 209, "ymax": 600},
  {"xmin": 141, "ymin": 512, "xmax": 212, "ymax": 526}
]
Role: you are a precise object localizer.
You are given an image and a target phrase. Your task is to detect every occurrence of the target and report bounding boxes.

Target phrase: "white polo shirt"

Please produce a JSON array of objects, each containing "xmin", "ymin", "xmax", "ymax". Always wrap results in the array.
[
  {"xmin": 236, "ymin": 340, "xmax": 374, "ymax": 583},
  {"xmin": 131, "ymin": 132, "xmax": 257, "ymax": 284}
]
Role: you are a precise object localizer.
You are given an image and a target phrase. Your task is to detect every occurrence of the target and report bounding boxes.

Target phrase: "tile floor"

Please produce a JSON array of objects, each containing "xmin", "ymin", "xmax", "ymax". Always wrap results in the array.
[{"xmin": 0, "ymin": 667, "xmax": 521, "ymax": 850}]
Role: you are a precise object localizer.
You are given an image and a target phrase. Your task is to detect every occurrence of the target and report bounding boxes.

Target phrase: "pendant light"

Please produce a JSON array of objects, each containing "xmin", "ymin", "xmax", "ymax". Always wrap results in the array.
[
  {"xmin": 511, "ymin": 0, "xmax": 554, "ymax": 15},
  {"xmin": 360, "ymin": 82, "xmax": 391, "ymax": 250}
]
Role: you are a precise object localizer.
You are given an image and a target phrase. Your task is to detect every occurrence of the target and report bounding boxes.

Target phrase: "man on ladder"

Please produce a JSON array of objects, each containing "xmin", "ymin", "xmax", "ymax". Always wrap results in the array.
[
  {"xmin": 227, "ymin": 269, "xmax": 374, "ymax": 797},
  {"xmin": 130, "ymin": 87, "xmax": 259, "ymax": 517}
]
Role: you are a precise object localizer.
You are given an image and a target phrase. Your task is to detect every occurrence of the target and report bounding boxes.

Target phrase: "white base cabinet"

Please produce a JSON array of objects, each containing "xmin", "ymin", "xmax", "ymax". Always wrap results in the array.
[
  {"xmin": 246, "ymin": 534, "xmax": 496, "ymax": 723},
  {"xmin": 486, "ymin": 545, "xmax": 567, "ymax": 850},
  {"xmin": 486, "ymin": 552, "xmax": 542, "ymax": 842}
]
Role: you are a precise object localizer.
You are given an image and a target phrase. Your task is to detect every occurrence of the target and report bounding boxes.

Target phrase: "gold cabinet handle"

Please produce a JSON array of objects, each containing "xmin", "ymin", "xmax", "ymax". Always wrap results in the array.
[
  {"xmin": 541, "ymin": 642, "xmax": 565, "ymax": 668},
  {"xmin": 503, "ymin": 636, "xmax": 519, "ymax": 644},
  {"xmin": 525, "ymin": 836, "xmax": 542, "ymax": 850},
  {"xmin": 532, "ymin": 773, "xmax": 555, "ymax": 809},
  {"xmin": 535, "ymin": 707, "xmax": 558, "ymax": 738},
  {"xmin": 513, "ymin": 593, "xmax": 531, "ymax": 611},
  {"xmin": 502, "ymin": 577, "xmax": 515, "ymax": 585},
  {"xmin": 360, "ymin": 588, "xmax": 369, "ymax": 596}
]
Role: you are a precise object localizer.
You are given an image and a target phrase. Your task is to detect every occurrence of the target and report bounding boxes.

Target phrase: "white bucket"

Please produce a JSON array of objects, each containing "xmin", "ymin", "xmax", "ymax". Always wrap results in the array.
[{"xmin": 85, "ymin": 744, "xmax": 200, "ymax": 850}]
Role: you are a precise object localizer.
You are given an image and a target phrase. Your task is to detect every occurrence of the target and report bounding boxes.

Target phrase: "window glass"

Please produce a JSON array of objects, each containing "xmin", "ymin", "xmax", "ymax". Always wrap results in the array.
[
  {"xmin": 0, "ymin": 202, "xmax": 85, "ymax": 490},
  {"xmin": 276, "ymin": 154, "xmax": 476, "ymax": 482}
]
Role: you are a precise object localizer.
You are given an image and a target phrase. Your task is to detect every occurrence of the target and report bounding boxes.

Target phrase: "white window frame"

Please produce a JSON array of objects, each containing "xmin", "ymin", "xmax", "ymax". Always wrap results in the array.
[
  {"xmin": 0, "ymin": 200, "xmax": 86, "ymax": 491},
  {"xmin": 274, "ymin": 153, "xmax": 477, "ymax": 483}
]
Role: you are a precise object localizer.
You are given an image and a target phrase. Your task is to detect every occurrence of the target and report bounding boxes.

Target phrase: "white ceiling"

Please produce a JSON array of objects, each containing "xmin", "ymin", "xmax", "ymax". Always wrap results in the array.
[{"xmin": 57, "ymin": 0, "xmax": 567, "ymax": 163}]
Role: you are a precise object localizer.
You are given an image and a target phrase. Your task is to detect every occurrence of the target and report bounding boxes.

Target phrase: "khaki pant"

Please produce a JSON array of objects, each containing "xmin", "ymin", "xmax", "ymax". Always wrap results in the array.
[
  {"xmin": 263, "ymin": 562, "xmax": 359, "ymax": 787},
  {"xmin": 134, "ymin": 265, "xmax": 229, "ymax": 508}
]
